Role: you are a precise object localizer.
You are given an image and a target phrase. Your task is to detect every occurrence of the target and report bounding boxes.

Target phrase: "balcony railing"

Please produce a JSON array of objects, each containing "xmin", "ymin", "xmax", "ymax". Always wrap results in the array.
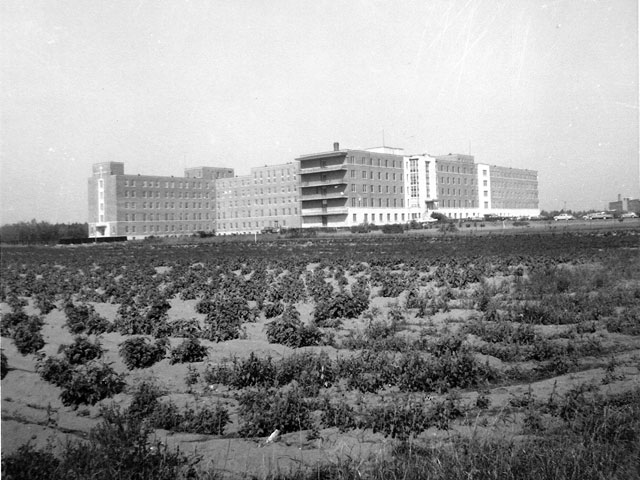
[
  {"xmin": 300, "ymin": 178, "xmax": 347, "ymax": 187},
  {"xmin": 299, "ymin": 190, "xmax": 346, "ymax": 201},
  {"xmin": 301, "ymin": 207, "xmax": 349, "ymax": 216},
  {"xmin": 299, "ymin": 164, "xmax": 347, "ymax": 174}
]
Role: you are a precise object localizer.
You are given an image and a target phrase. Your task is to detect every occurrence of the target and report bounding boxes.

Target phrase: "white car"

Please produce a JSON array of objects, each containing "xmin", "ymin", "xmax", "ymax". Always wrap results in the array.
[
  {"xmin": 621, "ymin": 212, "xmax": 638, "ymax": 218},
  {"xmin": 554, "ymin": 213, "xmax": 574, "ymax": 221}
]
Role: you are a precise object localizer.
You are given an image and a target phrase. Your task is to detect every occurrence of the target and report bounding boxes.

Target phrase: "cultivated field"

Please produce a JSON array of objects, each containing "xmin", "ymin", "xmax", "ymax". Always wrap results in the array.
[{"xmin": 2, "ymin": 226, "xmax": 640, "ymax": 479}]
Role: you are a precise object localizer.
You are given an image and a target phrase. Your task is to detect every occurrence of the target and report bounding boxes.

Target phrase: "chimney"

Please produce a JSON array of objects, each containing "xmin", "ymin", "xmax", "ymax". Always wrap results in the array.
[{"xmin": 333, "ymin": 142, "xmax": 339, "ymax": 151}]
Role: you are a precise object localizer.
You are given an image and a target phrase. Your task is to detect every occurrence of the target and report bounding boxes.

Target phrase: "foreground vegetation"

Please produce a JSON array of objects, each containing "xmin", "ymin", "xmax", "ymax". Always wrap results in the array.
[{"xmin": 1, "ymin": 229, "xmax": 639, "ymax": 479}]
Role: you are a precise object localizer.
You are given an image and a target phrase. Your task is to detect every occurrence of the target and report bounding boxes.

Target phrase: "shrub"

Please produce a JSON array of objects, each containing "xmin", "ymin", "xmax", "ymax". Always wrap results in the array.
[
  {"xmin": 237, "ymin": 387, "xmax": 313, "ymax": 437},
  {"xmin": 320, "ymin": 397, "xmax": 358, "ymax": 432},
  {"xmin": 59, "ymin": 336, "xmax": 103, "ymax": 365},
  {"xmin": 181, "ymin": 402, "xmax": 230, "ymax": 435},
  {"xmin": 382, "ymin": 223, "xmax": 404, "ymax": 234},
  {"xmin": 367, "ymin": 399, "xmax": 430, "ymax": 440},
  {"xmin": 313, "ymin": 291, "xmax": 369, "ymax": 325},
  {"xmin": 59, "ymin": 404, "xmax": 201, "ymax": 479},
  {"xmin": 36, "ymin": 356, "xmax": 73, "ymax": 386},
  {"xmin": 168, "ymin": 318, "xmax": 202, "ymax": 338},
  {"xmin": 1, "ymin": 442, "xmax": 60, "ymax": 480},
  {"xmin": 64, "ymin": 302, "xmax": 112, "ymax": 335},
  {"xmin": 127, "ymin": 381, "xmax": 163, "ymax": 421},
  {"xmin": 119, "ymin": 337, "xmax": 167, "ymax": 369},
  {"xmin": 0, "ymin": 311, "xmax": 28, "ymax": 336},
  {"xmin": 230, "ymin": 353, "xmax": 277, "ymax": 388},
  {"xmin": 12, "ymin": 316, "xmax": 45, "ymax": 355},
  {"xmin": 58, "ymin": 361, "xmax": 125, "ymax": 407},
  {"xmin": 169, "ymin": 337, "xmax": 208, "ymax": 364},
  {"xmin": 263, "ymin": 302, "xmax": 285, "ymax": 319},
  {"xmin": 266, "ymin": 305, "xmax": 321, "ymax": 348}
]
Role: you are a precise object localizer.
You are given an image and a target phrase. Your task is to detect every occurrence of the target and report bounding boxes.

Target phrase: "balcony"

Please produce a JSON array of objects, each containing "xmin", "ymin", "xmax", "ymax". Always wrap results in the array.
[
  {"xmin": 299, "ymin": 164, "xmax": 347, "ymax": 174},
  {"xmin": 301, "ymin": 207, "xmax": 349, "ymax": 216},
  {"xmin": 300, "ymin": 189, "xmax": 347, "ymax": 201},
  {"xmin": 300, "ymin": 177, "xmax": 347, "ymax": 188}
]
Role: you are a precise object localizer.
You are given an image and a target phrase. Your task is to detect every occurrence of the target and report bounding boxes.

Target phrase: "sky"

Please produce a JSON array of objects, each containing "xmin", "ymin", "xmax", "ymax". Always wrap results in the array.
[{"xmin": 1, "ymin": 0, "xmax": 638, "ymax": 223}]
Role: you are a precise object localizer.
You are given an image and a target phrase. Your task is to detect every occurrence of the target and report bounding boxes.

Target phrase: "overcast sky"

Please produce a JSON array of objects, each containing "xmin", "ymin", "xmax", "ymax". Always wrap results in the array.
[{"xmin": 1, "ymin": 0, "xmax": 637, "ymax": 223}]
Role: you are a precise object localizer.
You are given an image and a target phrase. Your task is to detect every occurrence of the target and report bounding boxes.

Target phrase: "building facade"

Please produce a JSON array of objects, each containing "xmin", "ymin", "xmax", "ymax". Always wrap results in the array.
[
  {"xmin": 88, "ymin": 162, "xmax": 233, "ymax": 239},
  {"xmin": 296, "ymin": 143, "xmax": 406, "ymax": 228},
  {"xmin": 89, "ymin": 142, "xmax": 540, "ymax": 238},
  {"xmin": 403, "ymin": 154, "xmax": 539, "ymax": 221},
  {"xmin": 609, "ymin": 195, "xmax": 640, "ymax": 214},
  {"xmin": 215, "ymin": 162, "xmax": 301, "ymax": 235}
]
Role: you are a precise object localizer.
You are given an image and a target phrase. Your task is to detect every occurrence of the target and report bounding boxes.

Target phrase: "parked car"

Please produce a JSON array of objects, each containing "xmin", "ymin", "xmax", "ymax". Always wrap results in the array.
[
  {"xmin": 553, "ymin": 213, "xmax": 575, "ymax": 221},
  {"xmin": 621, "ymin": 212, "xmax": 638, "ymax": 218},
  {"xmin": 260, "ymin": 226, "xmax": 280, "ymax": 234},
  {"xmin": 586, "ymin": 212, "xmax": 613, "ymax": 220}
]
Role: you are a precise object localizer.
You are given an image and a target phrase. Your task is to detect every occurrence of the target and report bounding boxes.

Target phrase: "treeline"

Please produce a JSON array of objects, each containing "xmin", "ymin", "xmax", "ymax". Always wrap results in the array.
[{"xmin": 0, "ymin": 220, "xmax": 88, "ymax": 244}]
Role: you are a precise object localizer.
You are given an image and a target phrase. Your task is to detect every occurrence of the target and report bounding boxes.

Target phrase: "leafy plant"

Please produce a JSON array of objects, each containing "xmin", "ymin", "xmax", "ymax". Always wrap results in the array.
[
  {"xmin": 169, "ymin": 337, "xmax": 209, "ymax": 364},
  {"xmin": 12, "ymin": 316, "xmax": 45, "ymax": 355},
  {"xmin": 58, "ymin": 361, "xmax": 126, "ymax": 407},
  {"xmin": 59, "ymin": 336, "xmax": 103, "ymax": 365},
  {"xmin": 266, "ymin": 305, "xmax": 321, "ymax": 348},
  {"xmin": 237, "ymin": 387, "xmax": 312, "ymax": 437},
  {"xmin": 119, "ymin": 337, "xmax": 167, "ymax": 369}
]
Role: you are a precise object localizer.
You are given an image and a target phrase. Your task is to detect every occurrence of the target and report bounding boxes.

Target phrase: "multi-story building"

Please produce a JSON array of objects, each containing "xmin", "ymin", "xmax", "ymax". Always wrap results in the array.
[
  {"xmin": 404, "ymin": 154, "xmax": 538, "ymax": 222},
  {"xmin": 296, "ymin": 143, "xmax": 406, "ymax": 228},
  {"xmin": 89, "ymin": 141, "xmax": 540, "ymax": 238},
  {"xmin": 215, "ymin": 162, "xmax": 301, "ymax": 235},
  {"xmin": 609, "ymin": 195, "xmax": 640, "ymax": 214},
  {"xmin": 88, "ymin": 162, "xmax": 233, "ymax": 239}
]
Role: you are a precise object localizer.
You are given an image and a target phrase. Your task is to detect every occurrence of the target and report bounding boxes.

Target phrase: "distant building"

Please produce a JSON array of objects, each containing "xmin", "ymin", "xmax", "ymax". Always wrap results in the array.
[
  {"xmin": 609, "ymin": 195, "xmax": 640, "ymax": 214},
  {"xmin": 89, "ymin": 141, "xmax": 540, "ymax": 238},
  {"xmin": 88, "ymin": 162, "xmax": 233, "ymax": 239},
  {"xmin": 403, "ymin": 153, "xmax": 539, "ymax": 222},
  {"xmin": 215, "ymin": 162, "xmax": 301, "ymax": 235},
  {"xmin": 296, "ymin": 143, "xmax": 406, "ymax": 228}
]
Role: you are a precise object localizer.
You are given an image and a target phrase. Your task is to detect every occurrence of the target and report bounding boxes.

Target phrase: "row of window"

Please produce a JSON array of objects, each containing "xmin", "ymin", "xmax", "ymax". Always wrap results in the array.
[
  {"xmin": 124, "ymin": 212, "xmax": 209, "ymax": 222},
  {"xmin": 124, "ymin": 190, "xmax": 208, "ymax": 199},
  {"xmin": 439, "ymin": 188, "xmax": 478, "ymax": 197},
  {"xmin": 124, "ymin": 179, "xmax": 209, "ymax": 189},
  {"xmin": 218, "ymin": 219, "xmax": 289, "ymax": 230},
  {"xmin": 438, "ymin": 177, "xmax": 478, "ymax": 186},
  {"xmin": 347, "ymin": 156, "xmax": 401, "ymax": 168},
  {"xmin": 125, "ymin": 223, "xmax": 209, "ymax": 234},
  {"xmin": 349, "ymin": 198, "xmax": 404, "ymax": 208},
  {"xmin": 349, "ymin": 184, "xmax": 403, "ymax": 194},
  {"xmin": 123, "ymin": 202, "xmax": 210, "ymax": 210},
  {"xmin": 349, "ymin": 170, "xmax": 400, "ymax": 181},
  {"xmin": 219, "ymin": 207, "xmax": 299, "ymax": 219},
  {"xmin": 218, "ymin": 197, "xmax": 298, "ymax": 208},
  {"xmin": 354, "ymin": 212, "xmax": 406, "ymax": 223},
  {"xmin": 438, "ymin": 164, "xmax": 475, "ymax": 174},
  {"xmin": 217, "ymin": 185, "xmax": 297, "ymax": 197}
]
